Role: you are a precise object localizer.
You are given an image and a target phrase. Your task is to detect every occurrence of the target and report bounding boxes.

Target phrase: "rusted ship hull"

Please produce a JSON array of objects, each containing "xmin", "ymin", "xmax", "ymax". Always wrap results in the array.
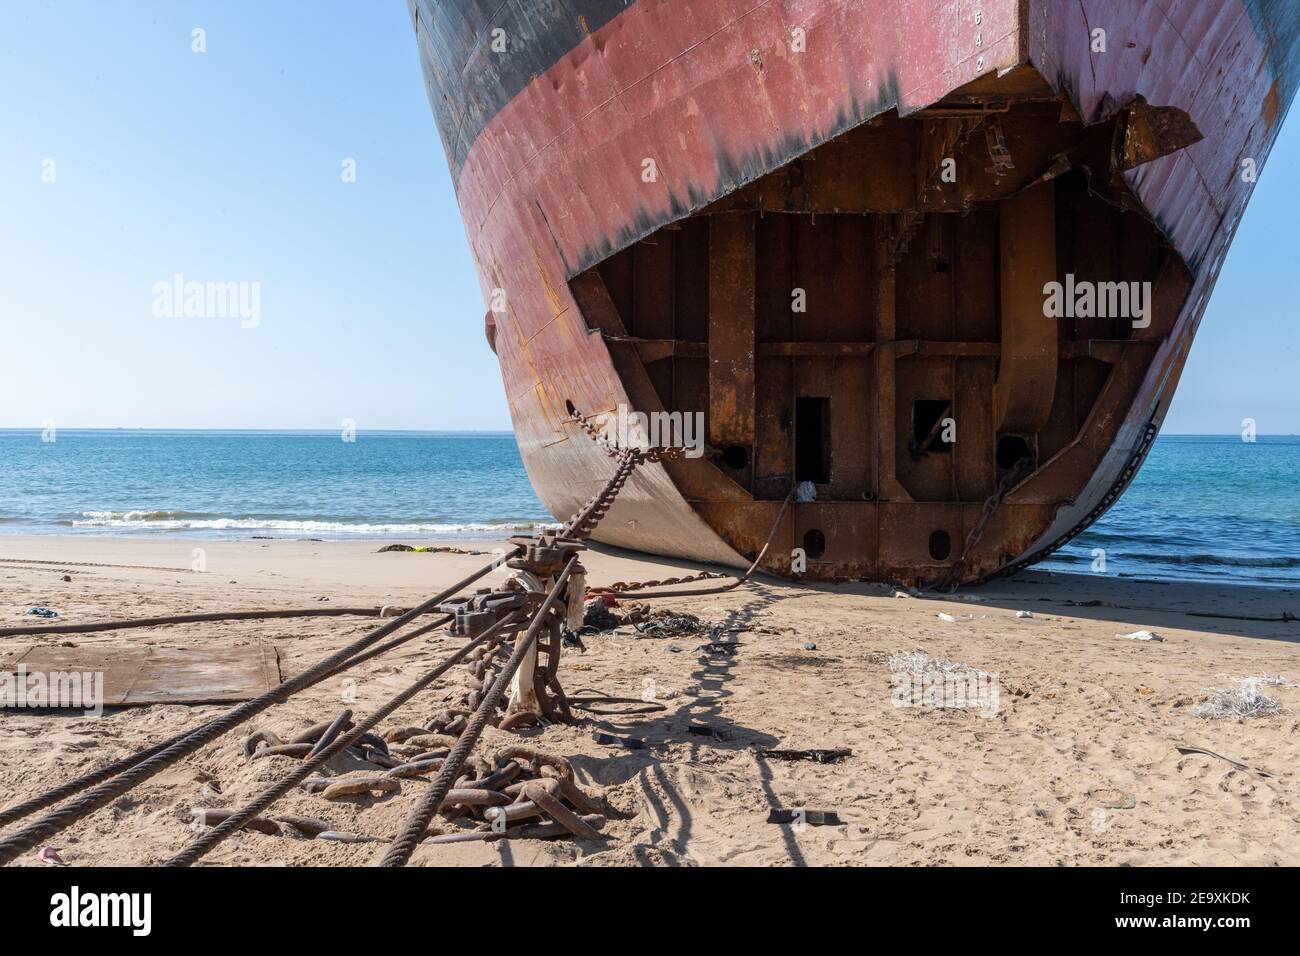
[{"xmin": 409, "ymin": 0, "xmax": 1299, "ymax": 585}]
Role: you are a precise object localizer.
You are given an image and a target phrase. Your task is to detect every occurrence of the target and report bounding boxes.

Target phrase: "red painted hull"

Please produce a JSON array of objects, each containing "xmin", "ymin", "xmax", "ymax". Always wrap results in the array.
[{"xmin": 409, "ymin": 0, "xmax": 1298, "ymax": 581}]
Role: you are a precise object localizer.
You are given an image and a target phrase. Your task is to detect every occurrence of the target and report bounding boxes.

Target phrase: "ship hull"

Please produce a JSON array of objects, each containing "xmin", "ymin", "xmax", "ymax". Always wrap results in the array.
[{"xmin": 409, "ymin": 0, "xmax": 1298, "ymax": 585}]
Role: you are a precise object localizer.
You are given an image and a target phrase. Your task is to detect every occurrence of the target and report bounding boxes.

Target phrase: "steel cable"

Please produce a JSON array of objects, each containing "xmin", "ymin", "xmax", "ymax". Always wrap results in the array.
[
  {"xmin": 0, "ymin": 606, "xmax": 414, "ymax": 639},
  {"xmin": 164, "ymin": 611, "xmax": 528, "ymax": 867},
  {"xmin": 0, "ymin": 613, "xmax": 452, "ymax": 831},
  {"xmin": 0, "ymin": 551, "xmax": 518, "ymax": 865}
]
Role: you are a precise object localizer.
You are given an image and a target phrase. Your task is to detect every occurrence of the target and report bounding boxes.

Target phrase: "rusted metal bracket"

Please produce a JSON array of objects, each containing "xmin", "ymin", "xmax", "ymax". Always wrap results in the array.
[{"xmin": 984, "ymin": 120, "xmax": 1015, "ymax": 178}]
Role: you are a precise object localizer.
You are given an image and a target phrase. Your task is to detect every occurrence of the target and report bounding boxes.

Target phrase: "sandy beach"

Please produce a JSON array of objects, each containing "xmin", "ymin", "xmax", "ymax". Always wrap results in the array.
[{"xmin": 2, "ymin": 533, "xmax": 1298, "ymax": 867}]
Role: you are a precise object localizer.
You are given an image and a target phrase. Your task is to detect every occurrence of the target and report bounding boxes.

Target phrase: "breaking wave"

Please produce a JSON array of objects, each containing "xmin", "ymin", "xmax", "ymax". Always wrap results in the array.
[{"xmin": 70, "ymin": 511, "xmax": 555, "ymax": 536}]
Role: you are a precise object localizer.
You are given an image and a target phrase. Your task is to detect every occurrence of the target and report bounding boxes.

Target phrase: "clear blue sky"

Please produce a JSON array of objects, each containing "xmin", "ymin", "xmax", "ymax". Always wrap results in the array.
[{"xmin": 1, "ymin": 2, "xmax": 1296, "ymax": 433}]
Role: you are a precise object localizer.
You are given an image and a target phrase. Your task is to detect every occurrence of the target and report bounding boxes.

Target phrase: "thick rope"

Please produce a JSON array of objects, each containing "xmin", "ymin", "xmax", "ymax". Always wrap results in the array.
[
  {"xmin": 0, "ymin": 613, "xmax": 451, "ymax": 831},
  {"xmin": 164, "ymin": 611, "xmax": 528, "ymax": 867},
  {"xmin": 377, "ymin": 556, "xmax": 579, "ymax": 867},
  {"xmin": 0, "ymin": 551, "xmax": 518, "ymax": 865}
]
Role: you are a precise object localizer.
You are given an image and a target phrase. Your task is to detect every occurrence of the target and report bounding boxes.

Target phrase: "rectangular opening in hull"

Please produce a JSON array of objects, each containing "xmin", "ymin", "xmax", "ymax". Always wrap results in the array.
[
  {"xmin": 795, "ymin": 397, "xmax": 831, "ymax": 484},
  {"xmin": 911, "ymin": 399, "xmax": 953, "ymax": 454}
]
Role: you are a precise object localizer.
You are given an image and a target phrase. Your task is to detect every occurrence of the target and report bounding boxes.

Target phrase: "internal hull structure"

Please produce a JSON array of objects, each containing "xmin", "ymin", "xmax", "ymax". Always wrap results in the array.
[{"xmin": 409, "ymin": 0, "xmax": 1298, "ymax": 585}]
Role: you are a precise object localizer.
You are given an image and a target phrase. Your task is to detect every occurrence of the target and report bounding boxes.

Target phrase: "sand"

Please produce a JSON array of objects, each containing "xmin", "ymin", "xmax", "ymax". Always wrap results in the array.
[{"xmin": 2, "ymin": 533, "xmax": 1298, "ymax": 867}]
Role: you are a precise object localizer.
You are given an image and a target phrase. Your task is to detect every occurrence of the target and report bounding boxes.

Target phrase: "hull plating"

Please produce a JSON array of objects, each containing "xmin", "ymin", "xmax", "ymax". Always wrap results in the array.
[{"xmin": 409, "ymin": 0, "xmax": 1298, "ymax": 584}]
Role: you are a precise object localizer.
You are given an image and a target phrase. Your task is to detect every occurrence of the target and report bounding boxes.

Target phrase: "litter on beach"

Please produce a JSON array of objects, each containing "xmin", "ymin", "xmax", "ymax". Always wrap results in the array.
[
  {"xmin": 1193, "ymin": 679, "xmax": 1283, "ymax": 720},
  {"xmin": 1118, "ymin": 630, "xmax": 1164, "ymax": 642}
]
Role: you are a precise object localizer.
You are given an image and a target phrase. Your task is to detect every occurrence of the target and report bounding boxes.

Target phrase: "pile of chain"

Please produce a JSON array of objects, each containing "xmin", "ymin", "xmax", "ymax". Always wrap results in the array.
[
  {"xmin": 421, "ymin": 745, "xmax": 606, "ymax": 844},
  {"xmin": 231, "ymin": 724, "xmax": 607, "ymax": 845}
]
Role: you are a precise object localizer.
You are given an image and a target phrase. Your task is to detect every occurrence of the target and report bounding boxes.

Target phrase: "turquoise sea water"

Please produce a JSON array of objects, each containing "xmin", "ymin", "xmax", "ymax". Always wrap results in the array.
[
  {"xmin": 0, "ymin": 430, "xmax": 553, "ymax": 538},
  {"xmin": 0, "ymin": 431, "xmax": 1295, "ymax": 587},
  {"xmin": 1040, "ymin": 435, "xmax": 1300, "ymax": 588}
]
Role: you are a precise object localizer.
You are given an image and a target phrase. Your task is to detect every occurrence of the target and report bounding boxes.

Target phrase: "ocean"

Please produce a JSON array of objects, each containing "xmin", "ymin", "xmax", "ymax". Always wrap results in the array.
[{"xmin": 1, "ymin": 430, "xmax": 1296, "ymax": 588}]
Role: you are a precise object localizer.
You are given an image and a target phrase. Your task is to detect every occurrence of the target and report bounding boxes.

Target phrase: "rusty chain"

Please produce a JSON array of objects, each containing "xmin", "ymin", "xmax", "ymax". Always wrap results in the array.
[{"xmin": 939, "ymin": 457, "xmax": 1032, "ymax": 592}]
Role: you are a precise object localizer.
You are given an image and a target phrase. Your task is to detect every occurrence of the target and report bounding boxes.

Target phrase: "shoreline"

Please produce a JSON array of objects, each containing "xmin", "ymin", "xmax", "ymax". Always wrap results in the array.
[
  {"xmin": 2, "ymin": 534, "xmax": 1298, "ymax": 866},
  {"xmin": 2, "ymin": 530, "xmax": 1298, "ymax": 592}
]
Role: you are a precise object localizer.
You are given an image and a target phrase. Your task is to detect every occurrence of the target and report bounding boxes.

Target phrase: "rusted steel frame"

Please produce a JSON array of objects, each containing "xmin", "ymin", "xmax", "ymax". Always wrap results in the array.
[
  {"xmin": 377, "ymin": 557, "xmax": 580, "ymax": 867},
  {"xmin": 612, "ymin": 333, "xmax": 1139, "ymax": 368},
  {"xmin": 605, "ymin": 336, "xmax": 884, "ymax": 358},
  {"xmin": 0, "ymin": 555, "xmax": 515, "ymax": 866},
  {"xmin": 893, "ymin": 340, "xmax": 1001, "ymax": 357},
  {"xmin": 163, "ymin": 610, "xmax": 529, "ymax": 867},
  {"xmin": 758, "ymin": 342, "xmax": 875, "ymax": 357},
  {"xmin": 1060, "ymin": 339, "xmax": 1158, "ymax": 363},
  {"xmin": 0, "ymin": 613, "xmax": 451, "ymax": 832},
  {"xmin": 986, "ymin": 418, "xmax": 1159, "ymax": 584},
  {"xmin": 707, "ymin": 212, "xmax": 756, "ymax": 448},
  {"xmin": 874, "ymin": 220, "xmax": 909, "ymax": 502},
  {"xmin": 993, "ymin": 179, "xmax": 1057, "ymax": 434},
  {"xmin": 1004, "ymin": 347, "xmax": 1151, "ymax": 506}
]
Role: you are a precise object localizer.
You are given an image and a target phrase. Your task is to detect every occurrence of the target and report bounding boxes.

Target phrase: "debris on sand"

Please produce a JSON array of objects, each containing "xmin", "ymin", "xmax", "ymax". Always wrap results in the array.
[
  {"xmin": 581, "ymin": 596, "xmax": 621, "ymax": 632},
  {"xmin": 767, "ymin": 808, "xmax": 842, "ymax": 826},
  {"xmin": 376, "ymin": 544, "xmax": 488, "ymax": 555},
  {"xmin": 1118, "ymin": 629, "xmax": 1163, "ymax": 642},
  {"xmin": 635, "ymin": 609, "xmax": 703, "ymax": 637},
  {"xmin": 1174, "ymin": 743, "xmax": 1276, "ymax": 778},
  {"xmin": 1193, "ymin": 679, "xmax": 1282, "ymax": 720},
  {"xmin": 887, "ymin": 650, "xmax": 976, "ymax": 679},
  {"xmin": 37, "ymin": 846, "xmax": 67, "ymax": 866},
  {"xmin": 761, "ymin": 747, "xmax": 851, "ymax": 764},
  {"xmin": 581, "ymin": 595, "xmax": 654, "ymax": 633}
]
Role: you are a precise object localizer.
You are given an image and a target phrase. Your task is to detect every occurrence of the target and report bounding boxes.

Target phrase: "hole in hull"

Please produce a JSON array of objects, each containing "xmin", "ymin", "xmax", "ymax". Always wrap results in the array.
[
  {"xmin": 996, "ymin": 434, "xmax": 1034, "ymax": 473},
  {"xmin": 795, "ymin": 397, "xmax": 830, "ymax": 484},
  {"xmin": 803, "ymin": 528, "xmax": 826, "ymax": 560},
  {"xmin": 721, "ymin": 445, "xmax": 750, "ymax": 470},
  {"xmin": 928, "ymin": 530, "xmax": 952, "ymax": 561}
]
